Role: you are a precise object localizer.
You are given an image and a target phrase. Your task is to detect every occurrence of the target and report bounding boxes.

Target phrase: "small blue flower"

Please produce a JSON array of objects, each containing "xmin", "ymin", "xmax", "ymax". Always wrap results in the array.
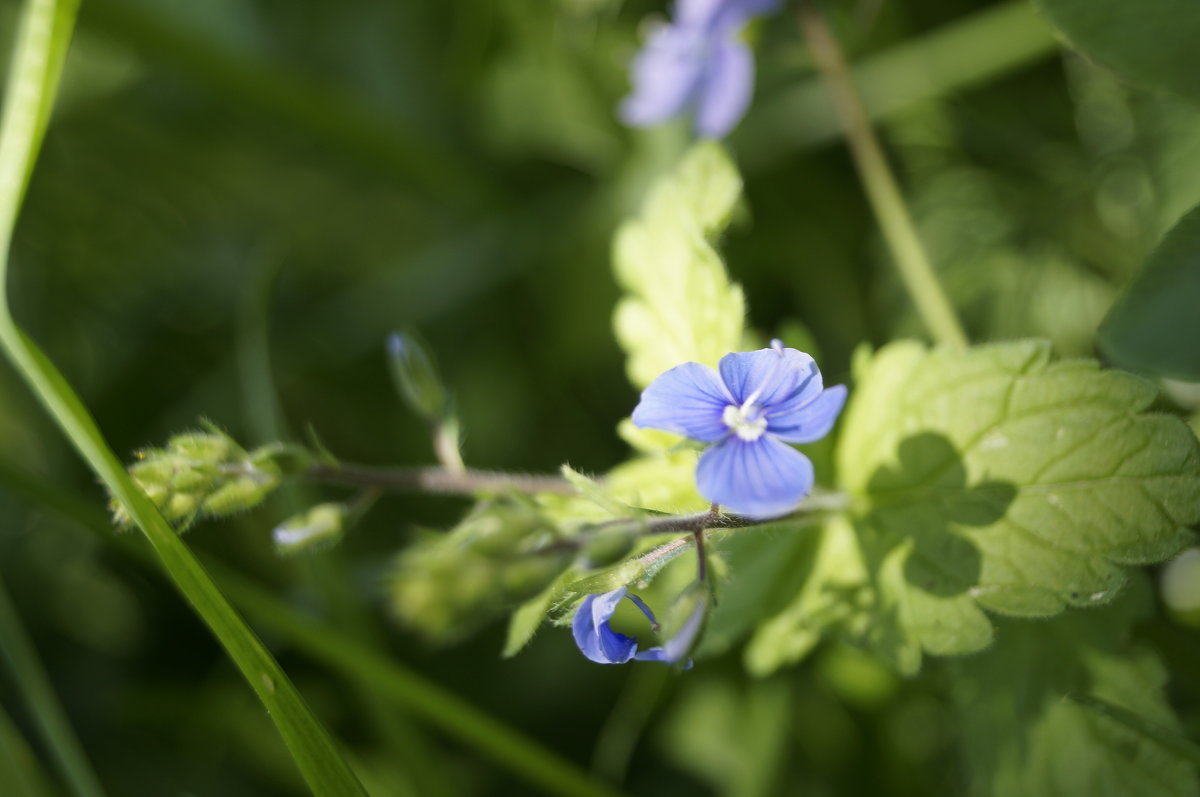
[
  {"xmin": 573, "ymin": 586, "xmax": 683, "ymax": 665},
  {"xmin": 620, "ymin": 0, "xmax": 781, "ymax": 139},
  {"xmin": 631, "ymin": 340, "xmax": 847, "ymax": 518}
]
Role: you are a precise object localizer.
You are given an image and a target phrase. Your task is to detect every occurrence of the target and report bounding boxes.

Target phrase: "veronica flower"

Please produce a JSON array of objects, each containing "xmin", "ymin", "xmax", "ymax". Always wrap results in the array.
[
  {"xmin": 620, "ymin": 0, "xmax": 781, "ymax": 139},
  {"xmin": 573, "ymin": 586, "xmax": 696, "ymax": 665},
  {"xmin": 631, "ymin": 340, "xmax": 847, "ymax": 518}
]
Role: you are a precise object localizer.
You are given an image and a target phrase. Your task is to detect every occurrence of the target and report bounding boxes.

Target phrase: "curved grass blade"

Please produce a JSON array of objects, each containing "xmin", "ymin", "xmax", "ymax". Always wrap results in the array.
[
  {"xmin": 0, "ymin": 1, "xmax": 365, "ymax": 794},
  {"xmin": 0, "ymin": 459, "xmax": 626, "ymax": 797},
  {"xmin": 0, "ymin": 577, "xmax": 104, "ymax": 797},
  {"xmin": 0, "ymin": 701, "xmax": 57, "ymax": 797}
]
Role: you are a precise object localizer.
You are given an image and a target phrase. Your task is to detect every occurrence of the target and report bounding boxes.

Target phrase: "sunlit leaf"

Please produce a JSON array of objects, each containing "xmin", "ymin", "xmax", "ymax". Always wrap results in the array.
[
  {"xmin": 837, "ymin": 340, "xmax": 1200, "ymax": 669},
  {"xmin": 613, "ymin": 141, "xmax": 746, "ymax": 389}
]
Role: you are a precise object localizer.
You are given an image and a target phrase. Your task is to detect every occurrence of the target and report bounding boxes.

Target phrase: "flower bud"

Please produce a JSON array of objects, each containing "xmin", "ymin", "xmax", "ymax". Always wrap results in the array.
[
  {"xmin": 164, "ymin": 492, "xmax": 200, "ymax": 524},
  {"xmin": 168, "ymin": 431, "xmax": 240, "ymax": 462},
  {"xmin": 200, "ymin": 475, "xmax": 277, "ymax": 517},
  {"xmin": 462, "ymin": 501, "xmax": 548, "ymax": 557},
  {"xmin": 386, "ymin": 331, "xmax": 447, "ymax": 423},
  {"xmin": 168, "ymin": 461, "xmax": 222, "ymax": 492},
  {"xmin": 248, "ymin": 443, "xmax": 313, "ymax": 477},
  {"xmin": 273, "ymin": 503, "xmax": 346, "ymax": 556}
]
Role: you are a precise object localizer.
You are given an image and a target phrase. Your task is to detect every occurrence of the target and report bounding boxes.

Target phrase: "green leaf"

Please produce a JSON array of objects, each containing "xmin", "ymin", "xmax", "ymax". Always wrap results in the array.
[
  {"xmin": 952, "ymin": 587, "xmax": 1200, "ymax": 796},
  {"xmin": 1034, "ymin": 0, "xmax": 1200, "ymax": 106},
  {"xmin": 740, "ymin": 516, "xmax": 872, "ymax": 676},
  {"xmin": 1099, "ymin": 203, "xmax": 1200, "ymax": 379},
  {"xmin": 658, "ymin": 678, "xmax": 793, "ymax": 796},
  {"xmin": 503, "ymin": 568, "xmax": 579, "ymax": 658},
  {"xmin": 603, "ymin": 450, "xmax": 709, "ymax": 515},
  {"xmin": 837, "ymin": 340, "xmax": 1200, "ymax": 668},
  {"xmin": 613, "ymin": 141, "xmax": 746, "ymax": 389},
  {"xmin": 560, "ymin": 464, "xmax": 633, "ymax": 516}
]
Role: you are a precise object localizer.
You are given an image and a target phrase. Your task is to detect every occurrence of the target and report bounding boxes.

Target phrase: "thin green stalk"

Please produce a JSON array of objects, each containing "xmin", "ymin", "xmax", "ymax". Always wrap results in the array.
[
  {"xmin": 0, "ymin": 1, "xmax": 365, "ymax": 794},
  {"xmin": 591, "ymin": 666, "xmax": 668, "ymax": 784},
  {"xmin": 0, "ymin": 459, "xmax": 628, "ymax": 797},
  {"xmin": 0, "ymin": 577, "xmax": 104, "ymax": 797},
  {"xmin": 743, "ymin": 0, "xmax": 1059, "ymax": 159},
  {"xmin": 1067, "ymin": 693, "xmax": 1200, "ymax": 768},
  {"xmin": 0, "ymin": 700, "xmax": 57, "ymax": 797},
  {"xmin": 797, "ymin": 1, "xmax": 968, "ymax": 348}
]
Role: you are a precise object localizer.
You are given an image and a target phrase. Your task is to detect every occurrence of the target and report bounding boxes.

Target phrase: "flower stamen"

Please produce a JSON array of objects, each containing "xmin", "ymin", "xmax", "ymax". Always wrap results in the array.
[{"xmin": 722, "ymin": 403, "xmax": 767, "ymax": 441}]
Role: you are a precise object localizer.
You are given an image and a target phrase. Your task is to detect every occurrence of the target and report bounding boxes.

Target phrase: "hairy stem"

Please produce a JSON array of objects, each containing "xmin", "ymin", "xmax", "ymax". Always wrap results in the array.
[
  {"xmin": 538, "ymin": 490, "xmax": 850, "ymax": 562},
  {"xmin": 798, "ymin": 1, "xmax": 968, "ymax": 348},
  {"xmin": 304, "ymin": 462, "xmax": 578, "ymax": 495}
]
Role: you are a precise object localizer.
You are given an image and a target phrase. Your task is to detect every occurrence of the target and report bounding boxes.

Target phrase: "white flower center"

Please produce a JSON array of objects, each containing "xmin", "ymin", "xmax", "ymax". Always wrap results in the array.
[{"xmin": 722, "ymin": 403, "xmax": 767, "ymax": 441}]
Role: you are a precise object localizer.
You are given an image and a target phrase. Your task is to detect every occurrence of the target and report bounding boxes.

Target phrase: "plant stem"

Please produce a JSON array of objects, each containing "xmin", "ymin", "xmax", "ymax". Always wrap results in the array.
[
  {"xmin": 798, "ymin": 1, "xmax": 968, "ymax": 348},
  {"xmin": 304, "ymin": 462, "xmax": 579, "ymax": 495},
  {"xmin": 743, "ymin": 0, "xmax": 1058, "ymax": 159},
  {"xmin": 0, "ymin": 576, "xmax": 106, "ymax": 797}
]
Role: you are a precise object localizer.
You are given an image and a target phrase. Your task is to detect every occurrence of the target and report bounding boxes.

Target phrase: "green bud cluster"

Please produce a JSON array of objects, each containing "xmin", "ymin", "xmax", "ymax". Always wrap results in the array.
[
  {"xmin": 389, "ymin": 498, "xmax": 570, "ymax": 641},
  {"xmin": 111, "ymin": 423, "xmax": 313, "ymax": 531},
  {"xmin": 387, "ymin": 331, "xmax": 448, "ymax": 424},
  {"xmin": 273, "ymin": 503, "xmax": 346, "ymax": 555}
]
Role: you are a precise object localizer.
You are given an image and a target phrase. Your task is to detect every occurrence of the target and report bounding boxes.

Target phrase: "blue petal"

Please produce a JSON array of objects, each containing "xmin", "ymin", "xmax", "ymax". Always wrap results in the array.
[
  {"xmin": 572, "ymin": 588, "xmax": 638, "ymax": 664},
  {"xmin": 676, "ymin": 0, "xmax": 726, "ymax": 27},
  {"xmin": 686, "ymin": 0, "xmax": 782, "ymax": 31},
  {"xmin": 619, "ymin": 24, "xmax": 706, "ymax": 128},
  {"xmin": 694, "ymin": 39, "xmax": 754, "ymax": 139},
  {"xmin": 767, "ymin": 384, "xmax": 848, "ymax": 444},
  {"xmin": 695, "ymin": 435, "xmax": 814, "ymax": 518},
  {"xmin": 717, "ymin": 347, "xmax": 818, "ymax": 409},
  {"xmin": 634, "ymin": 646, "xmax": 694, "ymax": 670},
  {"xmin": 632, "ymin": 362, "xmax": 733, "ymax": 442}
]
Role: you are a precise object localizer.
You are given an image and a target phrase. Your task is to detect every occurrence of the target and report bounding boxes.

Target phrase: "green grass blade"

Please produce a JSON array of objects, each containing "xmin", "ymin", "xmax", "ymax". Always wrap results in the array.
[
  {"xmin": 0, "ymin": 459, "xmax": 626, "ymax": 797},
  {"xmin": 0, "ymin": 701, "xmax": 58, "ymax": 797},
  {"xmin": 0, "ymin": 1, "xmax": 366, "ymax": 794},
  {"xmin": 210, "ymin": 564, "xmax": 625, "ymax": 797},
  {"xmin": 0, "ymin": 578, "xmax": 102, "ymax": 797}
]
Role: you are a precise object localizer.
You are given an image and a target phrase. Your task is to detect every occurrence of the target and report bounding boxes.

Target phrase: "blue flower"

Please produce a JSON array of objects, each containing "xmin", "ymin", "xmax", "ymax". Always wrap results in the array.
[
  {"xmin": 631, "ymin": 340, "xmax": 847, "ymax": 518},
  {"xmin": 573, "ymin": 586, "xmax": 688, "ymax": 665},
  {"xmin": 620, "ymin": 0, "xmax": 781, "ymax": 139}
]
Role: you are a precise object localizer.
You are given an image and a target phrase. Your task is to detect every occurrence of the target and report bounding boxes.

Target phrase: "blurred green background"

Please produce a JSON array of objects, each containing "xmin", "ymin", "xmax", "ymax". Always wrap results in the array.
[{"xmin": 2, "ymin": 0, "xmax": 1200, "ymax": 794}]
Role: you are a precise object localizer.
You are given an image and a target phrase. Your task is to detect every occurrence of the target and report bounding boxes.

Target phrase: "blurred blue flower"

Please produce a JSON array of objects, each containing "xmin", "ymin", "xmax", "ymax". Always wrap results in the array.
[
  {"xmin": 620, "ymin": 0, "xmax": 781, "ymax": 138},
  {"xmin": 573, "ymin": 586, "xmax": 682, "ymax": 665},
  {"xmin": 632, "ymin": 340, "xmax": 847, "ymax": 518}
]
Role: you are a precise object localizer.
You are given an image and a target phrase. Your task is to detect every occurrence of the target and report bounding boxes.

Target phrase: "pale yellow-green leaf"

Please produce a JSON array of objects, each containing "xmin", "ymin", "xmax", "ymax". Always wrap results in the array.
[{"xmin": 613, "ymin": 141, "xmax": 746, "ymax": 388}]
